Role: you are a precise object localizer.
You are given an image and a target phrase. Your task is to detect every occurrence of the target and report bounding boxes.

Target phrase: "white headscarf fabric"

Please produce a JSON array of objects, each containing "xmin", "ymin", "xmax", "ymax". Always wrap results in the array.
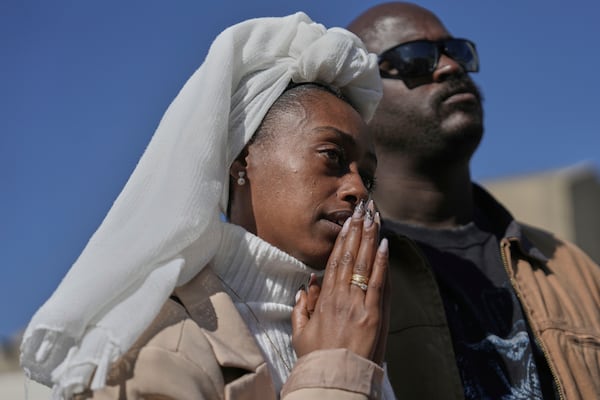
[{"xmin": 20, "ymin": 12, "xmax": 382, "ymax": 398}]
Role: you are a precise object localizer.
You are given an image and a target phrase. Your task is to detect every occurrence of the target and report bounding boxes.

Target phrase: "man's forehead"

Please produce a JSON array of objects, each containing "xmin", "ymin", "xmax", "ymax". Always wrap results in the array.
[{"xmin": 366, "ymin": 14, "xmax": 451, "ymax": 53}]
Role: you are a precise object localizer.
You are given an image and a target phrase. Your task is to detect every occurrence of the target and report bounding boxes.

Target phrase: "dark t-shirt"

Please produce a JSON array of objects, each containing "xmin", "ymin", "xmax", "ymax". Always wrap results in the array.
[{"xmin": 390, "ymin": 220, "xmax": 556, "ymax": 399}]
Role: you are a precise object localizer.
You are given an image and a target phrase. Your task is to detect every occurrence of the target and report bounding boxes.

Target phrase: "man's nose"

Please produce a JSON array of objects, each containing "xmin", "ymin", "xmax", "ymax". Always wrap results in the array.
[{"xmin": 432, "ymin": 53, "xmax": 464, "ymax": 82}]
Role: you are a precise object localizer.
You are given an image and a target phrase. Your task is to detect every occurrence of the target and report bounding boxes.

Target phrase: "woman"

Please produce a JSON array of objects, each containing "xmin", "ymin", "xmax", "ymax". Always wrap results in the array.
[{"xmin": 21, "ymin": 12, "xmax": 390, "ymax": 399}]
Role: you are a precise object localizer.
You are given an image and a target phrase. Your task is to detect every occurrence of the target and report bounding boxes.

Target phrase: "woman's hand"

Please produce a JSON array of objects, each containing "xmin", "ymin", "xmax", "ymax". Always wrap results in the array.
[{"xmin": 291, "ymin": 200, "xmax": 390, "ymax": 364}]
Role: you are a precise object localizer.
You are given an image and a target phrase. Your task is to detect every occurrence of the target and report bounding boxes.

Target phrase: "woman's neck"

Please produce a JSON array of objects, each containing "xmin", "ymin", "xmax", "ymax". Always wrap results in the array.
[{"xmin": 211, "ymin": 223, "xmax": 319, "ymax": 305}]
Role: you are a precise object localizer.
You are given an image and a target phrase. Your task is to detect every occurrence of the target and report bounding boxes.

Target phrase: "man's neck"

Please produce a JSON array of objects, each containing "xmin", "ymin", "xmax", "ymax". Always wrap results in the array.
[{"xmin": 373, "ymin": 151, "xmax": 474, "ymax": 229}]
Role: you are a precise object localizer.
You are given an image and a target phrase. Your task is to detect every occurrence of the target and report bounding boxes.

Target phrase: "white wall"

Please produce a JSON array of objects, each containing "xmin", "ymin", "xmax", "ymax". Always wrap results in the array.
[{"xmin": 0, "ymin": 372, "xmax": 52, "ymax": 400}]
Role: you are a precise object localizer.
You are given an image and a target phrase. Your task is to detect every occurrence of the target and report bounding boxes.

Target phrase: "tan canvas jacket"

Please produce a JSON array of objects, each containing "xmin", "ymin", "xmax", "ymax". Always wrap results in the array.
[
  {"xmin": 75, "ymin": 267, "xmax": 384, "ymax": 400},
  {"xmin": 383, "ymin": 186, "xmax": 600, "ymax": 400}
]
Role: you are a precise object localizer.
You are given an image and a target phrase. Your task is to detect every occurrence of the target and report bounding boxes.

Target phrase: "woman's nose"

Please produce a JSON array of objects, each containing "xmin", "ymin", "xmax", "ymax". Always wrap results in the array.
[{"xmin": 338, "ymin": 169, "xmax": 368, "ymax": 206}]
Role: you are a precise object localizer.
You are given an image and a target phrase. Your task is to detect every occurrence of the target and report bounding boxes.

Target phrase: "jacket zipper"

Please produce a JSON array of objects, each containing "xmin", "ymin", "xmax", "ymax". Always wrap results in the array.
[{"xmin": 499, "ymin": 239, "xmax": 565, "ymax": 400}]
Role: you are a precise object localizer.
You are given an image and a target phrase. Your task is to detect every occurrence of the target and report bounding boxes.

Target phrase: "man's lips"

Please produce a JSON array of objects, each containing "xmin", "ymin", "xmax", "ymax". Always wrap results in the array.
[
  {"xmin": 435, "ymin": 77, "xmax": 481, "ymax": 106},
  {"xmin": 444, "ymin": 91, "xmax": 478, "ymax": 104}
]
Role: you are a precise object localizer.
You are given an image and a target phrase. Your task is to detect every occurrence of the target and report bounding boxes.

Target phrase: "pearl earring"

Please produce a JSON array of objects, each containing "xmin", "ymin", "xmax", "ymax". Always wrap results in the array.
[{"xmin": 237, "ymin": 171, "xmax": 246, "ymax": 186}]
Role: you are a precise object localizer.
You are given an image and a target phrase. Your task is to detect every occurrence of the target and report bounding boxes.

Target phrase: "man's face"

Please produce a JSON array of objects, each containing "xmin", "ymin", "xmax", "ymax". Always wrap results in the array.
[
  {"xmin": 243, "ymin": 91, "xmax": 376, "ymax": 269},
  {"xmin": 367, "ymin": 10, "xmax": 484, "ymax": 163}
]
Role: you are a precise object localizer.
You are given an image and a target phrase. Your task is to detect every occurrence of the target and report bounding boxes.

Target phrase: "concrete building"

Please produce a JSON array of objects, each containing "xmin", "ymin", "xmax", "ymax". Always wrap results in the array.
[
  {"xmin": 482, "ymin": 162, "xmax": 600, "ymax": 264},
  {"xmin": 0, "ymin": 372, "xmax": 51, "ymax": 400},
  {"xmin": 0, "ymin": 334, "xmax": 50, "ymax": 400}
]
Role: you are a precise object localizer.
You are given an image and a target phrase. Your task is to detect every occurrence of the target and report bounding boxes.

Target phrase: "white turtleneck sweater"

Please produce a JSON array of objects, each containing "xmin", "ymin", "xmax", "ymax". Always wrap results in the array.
[
  {"xmin": 211, "ymin": 224, "xmax": 319, "ymax": 392},
  {"xmin": 211, "ymin": 223, "xmax": 395, "ymax": 399}
]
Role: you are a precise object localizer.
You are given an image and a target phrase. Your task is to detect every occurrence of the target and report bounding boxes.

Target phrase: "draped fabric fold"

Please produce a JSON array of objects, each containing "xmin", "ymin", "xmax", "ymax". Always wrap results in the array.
[{"xmin": 20, "ymin": 12, "xmax": 382, "ymax": 398}]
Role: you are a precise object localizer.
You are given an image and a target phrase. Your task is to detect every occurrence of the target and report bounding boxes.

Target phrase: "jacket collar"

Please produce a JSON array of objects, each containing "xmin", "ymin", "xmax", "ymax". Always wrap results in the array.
[{"xmin": 473, "ymin": 183, "xmax": 548, "ymax": 263}]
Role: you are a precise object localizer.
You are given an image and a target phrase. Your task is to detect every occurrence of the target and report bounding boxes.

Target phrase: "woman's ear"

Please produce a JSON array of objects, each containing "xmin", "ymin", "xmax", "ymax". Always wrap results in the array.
[
  {"xmin": 227, "ymin": 147, "xmax": 255, "ymax": 232},
  {"xmin": 229, "ymin": 147, "xmax": 249, "ymax": 183}
]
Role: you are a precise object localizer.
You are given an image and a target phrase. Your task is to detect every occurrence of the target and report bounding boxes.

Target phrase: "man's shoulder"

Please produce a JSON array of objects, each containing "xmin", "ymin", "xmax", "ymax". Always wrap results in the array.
[
  {"xmin": 519, "ymin": 221, "xmax": 571, "ymax": 254},
  {"xmin": 519, "ymin": 221, "xmax": 599, "ymax": 270},
  {"xmin": 519, "ymin": 222, "xmax": 562, "ymax": 248}
]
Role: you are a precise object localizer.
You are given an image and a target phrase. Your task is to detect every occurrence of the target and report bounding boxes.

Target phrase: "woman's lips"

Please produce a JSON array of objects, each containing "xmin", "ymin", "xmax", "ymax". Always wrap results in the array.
[
  {"xmin": 320, "ymin": 209, "xmax": 353, "ymax": 237},
  {"xmin": 325, "ymin": 210, "xmax": 353, "ymax": 226}
]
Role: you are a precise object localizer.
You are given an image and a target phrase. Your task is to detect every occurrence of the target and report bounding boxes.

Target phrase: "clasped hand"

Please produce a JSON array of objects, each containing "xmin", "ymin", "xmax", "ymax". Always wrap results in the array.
[{"xmin": 292, "ymin": 200, "xmax": 390, "ymax": 365}]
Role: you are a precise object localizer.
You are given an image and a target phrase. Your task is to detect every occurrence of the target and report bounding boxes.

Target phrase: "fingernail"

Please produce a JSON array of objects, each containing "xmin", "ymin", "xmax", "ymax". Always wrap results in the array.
[
  {"xmin": 364, "ymin": 200, "xmax": 375, "ymax": 228},
  {"xmin": 375, "ymin": 211, "xmax": 381, "ymax": 226},
  {"xmin": 364, "ymin": 208, "xmax": 374, "ymax": 228},
  {"xmin": 353, "ymin": 199, "xmax": 365, "ymax": 218},
  {"xmin": 377, "ymin": 238, "xmax": 389, "ymax": 253},
  {"xmin": 340, "ymin": 217, "xmax": 351, "ymax": 236},
  {"xmin": 308, "ymin": 273, "xmax": 317, "ymax": 286}
]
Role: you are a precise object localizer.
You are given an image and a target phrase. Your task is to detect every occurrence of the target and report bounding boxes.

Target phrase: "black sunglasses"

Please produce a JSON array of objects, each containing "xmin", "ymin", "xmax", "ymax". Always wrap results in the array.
[{"xmin": 378, "ymin": 38, "xmax": 479, "ymax": 80}]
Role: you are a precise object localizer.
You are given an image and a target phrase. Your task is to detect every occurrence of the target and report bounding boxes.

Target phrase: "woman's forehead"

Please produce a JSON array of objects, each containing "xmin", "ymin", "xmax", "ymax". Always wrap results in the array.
[{"xmin": 276, "ymin": 93, "xmax": 369, "ymax": 144}]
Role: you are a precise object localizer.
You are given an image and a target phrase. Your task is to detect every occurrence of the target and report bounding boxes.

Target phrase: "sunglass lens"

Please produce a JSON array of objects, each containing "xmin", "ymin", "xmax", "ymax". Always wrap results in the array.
[
  {"xmin": 445, "ymin": 39, "xmax": 479, "ymax": 72},
  {"xmin": 380, "ymin": 39, "xmax": 479, "ymax": 79},
  {"xmin": 384, "ymin": 41, "xmax": 437, "ymax": 77}
]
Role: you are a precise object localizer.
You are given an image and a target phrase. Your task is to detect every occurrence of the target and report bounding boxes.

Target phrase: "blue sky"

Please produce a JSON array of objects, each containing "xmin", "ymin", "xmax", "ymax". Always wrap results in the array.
[{"xmin": 2, "ymin": 0, "xmax": 599, "ymax": 338}]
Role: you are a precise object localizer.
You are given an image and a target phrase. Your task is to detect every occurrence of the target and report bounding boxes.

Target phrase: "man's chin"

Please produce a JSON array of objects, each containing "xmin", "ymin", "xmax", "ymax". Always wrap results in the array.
[
  {"xmin": 439, "ymin": 117, "xmax": 483, "ymax": 158},
  {"xmin": 442, "ymin": 109, "xmax": 483, "ymax": 135}
]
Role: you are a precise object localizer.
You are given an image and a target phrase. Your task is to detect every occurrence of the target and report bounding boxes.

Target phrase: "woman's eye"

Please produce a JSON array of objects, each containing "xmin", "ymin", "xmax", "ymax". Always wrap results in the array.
[{"xmin": 321, "ymin": 148, "xmax": 344, "ymax": 165}]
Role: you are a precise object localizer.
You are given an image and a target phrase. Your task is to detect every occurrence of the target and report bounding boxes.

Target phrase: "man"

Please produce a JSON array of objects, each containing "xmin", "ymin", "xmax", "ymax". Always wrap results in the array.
[{"xmin": 348, "ymin": 3, "xmax": 600, "ymax": 399}]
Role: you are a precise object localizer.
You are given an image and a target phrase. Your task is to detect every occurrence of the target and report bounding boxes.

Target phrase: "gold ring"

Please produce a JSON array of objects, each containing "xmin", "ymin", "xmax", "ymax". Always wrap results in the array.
[
  {"xmin": 351, "ymin": 274, "xmax": 369, "ymax": 285},
  {"xmin": 350, "ymin": 274, "xmax": 369, "ymax": 291},
  {"xmin": 350, "ymin": 280, "xmax": 368, "ymax": 291}
]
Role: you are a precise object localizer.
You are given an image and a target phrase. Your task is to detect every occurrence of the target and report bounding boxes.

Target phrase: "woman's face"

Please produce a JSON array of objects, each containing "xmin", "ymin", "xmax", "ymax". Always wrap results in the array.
[{"xmin": 230, "ymin": 89, "xmax": 376, "ymax": 269}]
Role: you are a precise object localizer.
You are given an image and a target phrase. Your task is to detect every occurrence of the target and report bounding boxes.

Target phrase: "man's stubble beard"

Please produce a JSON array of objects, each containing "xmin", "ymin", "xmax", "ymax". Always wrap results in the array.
[
  {"xmin": 371, "ymin": 107, "xmax": 484, "ymax": 166},
  {"xmin": 371, "ymin": 80, "xmax": 485, "ymax": 165}
]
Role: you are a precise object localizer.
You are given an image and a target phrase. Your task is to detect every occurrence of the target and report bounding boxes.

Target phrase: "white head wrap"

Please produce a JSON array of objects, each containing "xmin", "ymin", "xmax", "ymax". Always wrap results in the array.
[{"xmin": 21, "ymin": 12, "xmax": 382, "ymax": 398}]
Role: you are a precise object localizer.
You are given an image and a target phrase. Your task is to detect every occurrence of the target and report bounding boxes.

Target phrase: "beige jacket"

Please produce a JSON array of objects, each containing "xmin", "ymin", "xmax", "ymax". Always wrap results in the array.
[{"xmin": 75, "ymin": 267, "xmax": 384, "ymax": 400}]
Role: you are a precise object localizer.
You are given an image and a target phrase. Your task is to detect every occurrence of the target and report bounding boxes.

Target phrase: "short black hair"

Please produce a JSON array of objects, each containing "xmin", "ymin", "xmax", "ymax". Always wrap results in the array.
[{"xmin": 249, "ymin": 82, "xmax": 354, "ymax": 147}]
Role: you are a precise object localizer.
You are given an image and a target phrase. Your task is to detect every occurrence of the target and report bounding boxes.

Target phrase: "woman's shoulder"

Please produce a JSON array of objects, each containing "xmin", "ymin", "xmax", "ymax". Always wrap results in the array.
[
  {"xmin": 107, "ymin": 297, "xmax": 220, "ymax": 382},
  {"xmin": 77, "ymin": 268, "xmax": 274, "ymax": 399},
  {"xmin": 74, "ymin": 297, "xmax": 225, "ymax": 399},
  {"xmin": 114, "ymin": 265, "xmax": 265, "ymax": 373}
]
